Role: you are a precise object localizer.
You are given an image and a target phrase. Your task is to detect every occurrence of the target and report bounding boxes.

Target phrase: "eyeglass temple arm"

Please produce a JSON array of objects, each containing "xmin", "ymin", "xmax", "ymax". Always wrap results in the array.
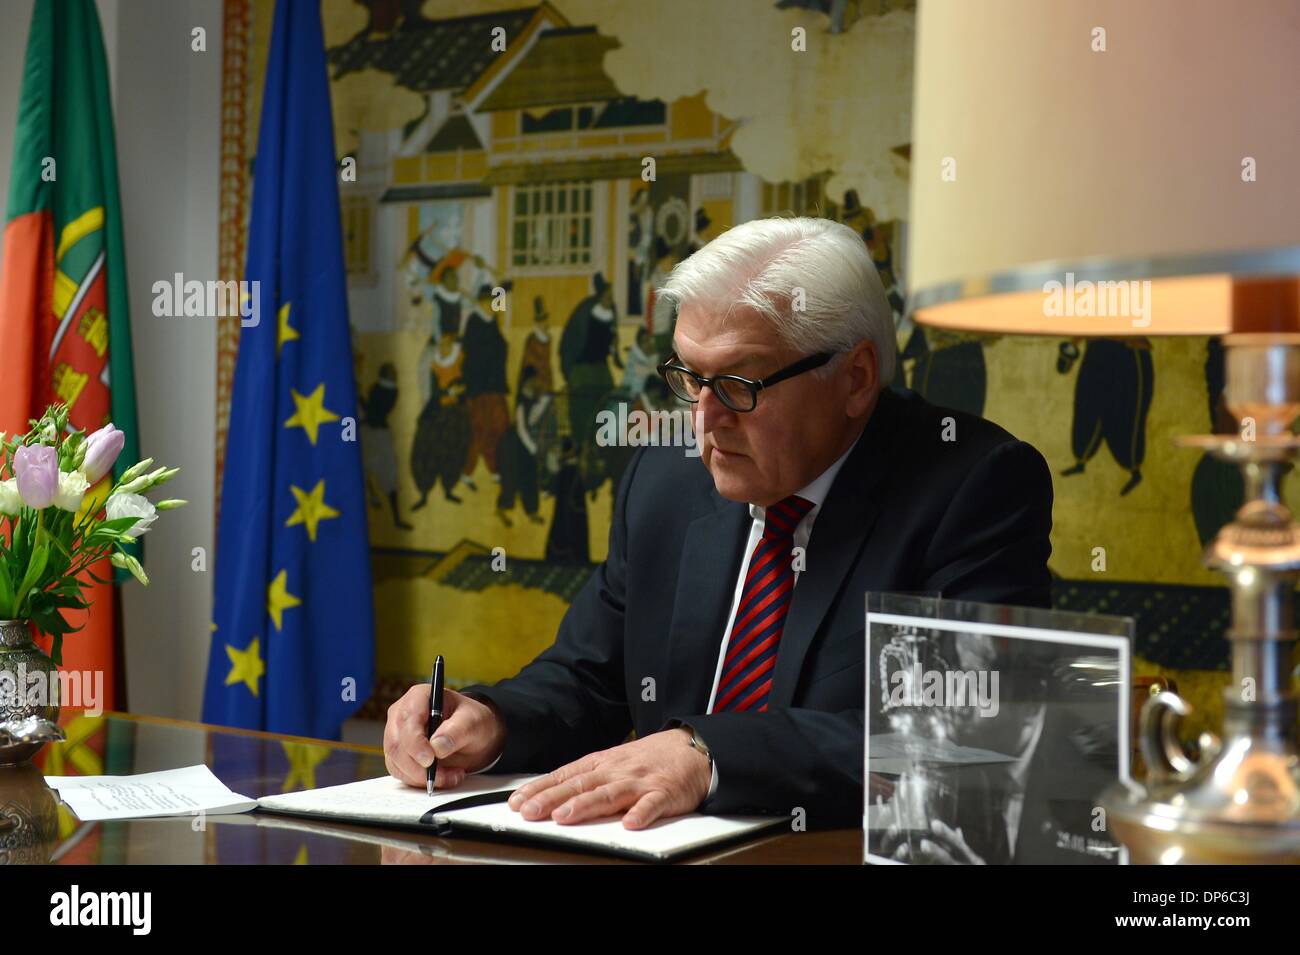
[{"xmin": 756, "ymin": 351, "xmax": 834, "ymax": 389}]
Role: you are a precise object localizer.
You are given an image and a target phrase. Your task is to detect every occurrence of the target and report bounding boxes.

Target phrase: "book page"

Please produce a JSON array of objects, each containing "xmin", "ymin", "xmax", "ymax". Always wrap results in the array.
[
  {"xmin": 440, "ymin": 801, "xmax": 783, "ymax": 860},
  {"xmin": 256, "ymin": 773, "xmax": 539, "ymax": 826}
]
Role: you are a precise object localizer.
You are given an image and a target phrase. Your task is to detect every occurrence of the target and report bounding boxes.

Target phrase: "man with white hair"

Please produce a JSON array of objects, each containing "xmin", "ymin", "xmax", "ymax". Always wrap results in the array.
[{"xmin": 384, "ymin": 216, "xmax": 1053, "ymax": 830}]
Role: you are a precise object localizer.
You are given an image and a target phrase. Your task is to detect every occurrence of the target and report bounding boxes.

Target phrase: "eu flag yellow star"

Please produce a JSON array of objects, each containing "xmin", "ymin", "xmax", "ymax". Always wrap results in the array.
[
  {"xmin": 267, "ymin": 569, "xmax": 302, "ymax": 631},
  {"xmin": 285, "ymin": 383, "xmax": 340, "ymax": 446},
  {"xmin": 278, "ymin": 301, "xmax": 300, "ymax": 356},
  {"xmin": 225, "ymin": 637, "xmax": 265, "ymax": 697},
  {"xmin": 285, "ymin": 479, "xmax": 340, "ymax": 542}
]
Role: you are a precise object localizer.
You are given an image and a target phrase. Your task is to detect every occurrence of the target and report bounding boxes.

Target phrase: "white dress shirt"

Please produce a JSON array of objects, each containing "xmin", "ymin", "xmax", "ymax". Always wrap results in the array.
[{"xmin": 469, "ymin": 427, "xmax": 866, "ymax": 799}]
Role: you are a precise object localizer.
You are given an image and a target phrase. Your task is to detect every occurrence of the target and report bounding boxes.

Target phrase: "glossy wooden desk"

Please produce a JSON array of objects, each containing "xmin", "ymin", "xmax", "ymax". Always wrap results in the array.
[{"xmin": 5, "ymin": 710, "xmax": 861, "ymax": 864}]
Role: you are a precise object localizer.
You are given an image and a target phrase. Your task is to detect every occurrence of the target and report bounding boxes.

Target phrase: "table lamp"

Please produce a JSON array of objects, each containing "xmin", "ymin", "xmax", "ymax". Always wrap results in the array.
[{"xmin": 908, "ymin": 0, "xmax": 1300, "ymax": 863}]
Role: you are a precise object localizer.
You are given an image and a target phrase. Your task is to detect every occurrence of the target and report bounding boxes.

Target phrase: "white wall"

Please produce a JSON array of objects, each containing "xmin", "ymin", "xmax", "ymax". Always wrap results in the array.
[
  {"xmin": 0, "ymin": 0, "xmax": 222, "ymax": 722},
  {"xmin": 0, "ymin": 0, "xmax": 35, "ymax": 232}
]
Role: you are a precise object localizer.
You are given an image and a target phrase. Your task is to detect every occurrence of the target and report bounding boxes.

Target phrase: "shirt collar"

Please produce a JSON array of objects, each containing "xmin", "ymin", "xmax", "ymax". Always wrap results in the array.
[{"xmin": 747, "ymin": 427, "xmax": 865, "ymax": 524}]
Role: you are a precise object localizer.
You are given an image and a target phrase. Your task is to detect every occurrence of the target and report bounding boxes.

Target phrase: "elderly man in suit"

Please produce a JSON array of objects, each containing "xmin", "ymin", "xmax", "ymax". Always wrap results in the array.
[{"xmin": 383, "ymin": 216, "xmax": 1054, "ymax": 830}]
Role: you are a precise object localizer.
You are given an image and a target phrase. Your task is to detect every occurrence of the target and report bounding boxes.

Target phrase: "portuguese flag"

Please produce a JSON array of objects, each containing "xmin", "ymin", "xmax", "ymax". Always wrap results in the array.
[{"xmin": 0, "ymin": 0, "xmax": 139, "ymax": 710}]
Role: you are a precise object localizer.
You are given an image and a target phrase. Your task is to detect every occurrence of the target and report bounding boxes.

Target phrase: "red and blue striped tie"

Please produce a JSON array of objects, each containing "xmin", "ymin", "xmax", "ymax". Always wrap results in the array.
[{"xmin": 712, "ymin": 494, "xmax": 815, "ymax": 713}]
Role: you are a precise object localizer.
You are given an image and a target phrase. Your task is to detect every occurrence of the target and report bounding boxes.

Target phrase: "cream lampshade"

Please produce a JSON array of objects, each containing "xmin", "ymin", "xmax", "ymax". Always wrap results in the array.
[{"xmin": 908, "ymin": 0, "xmax": 1300, "ymax": 338}]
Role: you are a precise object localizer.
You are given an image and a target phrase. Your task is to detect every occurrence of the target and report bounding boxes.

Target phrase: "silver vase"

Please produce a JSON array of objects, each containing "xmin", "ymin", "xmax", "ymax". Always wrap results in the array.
[
  {"xmin": 0, "ymin": 620, "xmax": 65, "ymax": 766},
  {"xmin": 0, "ymin": 763, "xmax": 60, "ymax": 864}
]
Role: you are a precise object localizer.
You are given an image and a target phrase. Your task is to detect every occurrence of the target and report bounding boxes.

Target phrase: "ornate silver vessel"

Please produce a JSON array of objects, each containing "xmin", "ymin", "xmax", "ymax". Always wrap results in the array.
[{"xmin": 0, "ymin": 619, "xmax": 65, "ymax": 766}]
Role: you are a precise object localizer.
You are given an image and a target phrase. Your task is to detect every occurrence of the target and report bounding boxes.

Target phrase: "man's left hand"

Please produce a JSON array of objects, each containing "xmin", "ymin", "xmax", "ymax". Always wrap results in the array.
[{"xmin": 505, "ymin": 728, "xmax": 711, "ymax": 829}]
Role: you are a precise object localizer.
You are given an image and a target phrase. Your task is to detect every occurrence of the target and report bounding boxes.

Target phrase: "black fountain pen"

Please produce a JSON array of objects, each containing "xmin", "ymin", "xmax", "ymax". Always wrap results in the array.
[{"xmin": 426, "ymin": 655, "xmax": 445, "ymax": 797}]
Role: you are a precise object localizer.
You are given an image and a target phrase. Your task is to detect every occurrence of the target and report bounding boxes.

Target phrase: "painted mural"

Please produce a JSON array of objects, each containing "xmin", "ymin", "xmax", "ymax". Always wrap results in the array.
[{"xmin": 218, "ymin": 0, "xmax": 1252, "ymax": 732}]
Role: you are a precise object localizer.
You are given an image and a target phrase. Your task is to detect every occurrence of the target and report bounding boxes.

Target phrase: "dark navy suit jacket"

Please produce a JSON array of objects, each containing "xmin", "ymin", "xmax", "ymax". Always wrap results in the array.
[{"xmin": 461, "ymin": 387, "xmax": 1054, "ymax": 828}]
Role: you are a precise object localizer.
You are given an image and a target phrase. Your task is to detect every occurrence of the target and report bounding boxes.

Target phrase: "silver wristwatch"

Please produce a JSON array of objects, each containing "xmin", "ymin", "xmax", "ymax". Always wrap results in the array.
[{"xmin": 673, "ymin": 720, "xmax": 713, "ymax": 773}]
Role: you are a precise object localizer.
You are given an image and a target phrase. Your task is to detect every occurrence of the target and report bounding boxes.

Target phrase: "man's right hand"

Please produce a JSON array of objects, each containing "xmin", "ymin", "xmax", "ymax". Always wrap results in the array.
[{"xmin": 384, "ymin": 686, "xmax": 507, "ymax": 789}]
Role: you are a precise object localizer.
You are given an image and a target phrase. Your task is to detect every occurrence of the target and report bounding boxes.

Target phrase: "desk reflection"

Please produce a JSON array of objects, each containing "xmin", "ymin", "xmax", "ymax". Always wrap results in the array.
[{"xmin": 0, "ymin": 710, "xmax": 856, "ymax": 865}]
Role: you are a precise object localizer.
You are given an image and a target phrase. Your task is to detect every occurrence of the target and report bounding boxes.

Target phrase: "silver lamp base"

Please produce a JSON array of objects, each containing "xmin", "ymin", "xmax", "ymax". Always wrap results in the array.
[{"xmin": 1101, "ymin": 335, "xmax": 1300, "ymax": 864}]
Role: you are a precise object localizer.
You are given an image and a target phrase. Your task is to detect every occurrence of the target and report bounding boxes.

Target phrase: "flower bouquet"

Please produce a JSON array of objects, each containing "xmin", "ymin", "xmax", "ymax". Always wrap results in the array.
[{"xmin": 0, "ymin": 404, "xmax": 185, "ymax": 762}]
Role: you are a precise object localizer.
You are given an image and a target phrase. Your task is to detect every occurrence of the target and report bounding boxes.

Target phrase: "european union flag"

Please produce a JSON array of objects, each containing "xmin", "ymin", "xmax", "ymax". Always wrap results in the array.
[{"xmin": 203, "ymin": 0, "xmax": 373, "ymax": 739}]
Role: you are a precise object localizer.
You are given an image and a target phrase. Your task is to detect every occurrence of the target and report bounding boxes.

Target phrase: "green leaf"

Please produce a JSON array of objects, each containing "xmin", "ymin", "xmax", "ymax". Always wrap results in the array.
[
  {"xmin": 0, "ymin": 563, "xmax": 13, "ymax": 618},
  {"xmin": 85, "ymin": 516, "xmax": 140, "ymax": 545},
  {"xmin": 46, "ymin": 530, "xmax": 71, "ymax": 562},
  {"xmin": 14, "ymin": 544, "xmax": 49, "ymax": 615},
  {"xmin": 85, "ymin": 568, "xmax": 111, "ymax": 586}
]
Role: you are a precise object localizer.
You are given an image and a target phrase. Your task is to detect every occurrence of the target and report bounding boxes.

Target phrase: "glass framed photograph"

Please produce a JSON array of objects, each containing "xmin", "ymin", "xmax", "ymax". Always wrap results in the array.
[{"xmin": 865, "ymin": 593, "xmax": 1133, "ymax": 865}]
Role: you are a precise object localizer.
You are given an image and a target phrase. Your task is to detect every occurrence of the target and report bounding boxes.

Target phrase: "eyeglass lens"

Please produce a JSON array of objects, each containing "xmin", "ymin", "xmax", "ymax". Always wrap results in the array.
[{"xmin": 664, "ymin": 367, "xmax": 754, "ymax": 411}]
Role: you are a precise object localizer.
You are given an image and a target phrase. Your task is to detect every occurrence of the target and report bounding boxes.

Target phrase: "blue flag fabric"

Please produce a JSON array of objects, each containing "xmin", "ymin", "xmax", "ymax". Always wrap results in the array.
[{"xmin": 203, "ymin": 0, "xmax": 373, "ymax": 739}]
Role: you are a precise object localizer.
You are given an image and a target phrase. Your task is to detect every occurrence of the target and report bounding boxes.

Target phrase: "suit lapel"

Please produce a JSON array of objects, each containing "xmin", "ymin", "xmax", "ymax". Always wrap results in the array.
[
  {"xmin": 768, "ymin": 389, "xmax": 901, "ymax": 708},
  {"xmin": 663, "ymin": 490, "xmax": 751, "ymax": 716}
]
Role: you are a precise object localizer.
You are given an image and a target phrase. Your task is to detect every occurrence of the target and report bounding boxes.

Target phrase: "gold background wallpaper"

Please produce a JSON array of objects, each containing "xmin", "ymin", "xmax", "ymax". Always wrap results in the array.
[{"xmin": 217, "ymin": 0, "xmax": 1262, "ymax": 732}]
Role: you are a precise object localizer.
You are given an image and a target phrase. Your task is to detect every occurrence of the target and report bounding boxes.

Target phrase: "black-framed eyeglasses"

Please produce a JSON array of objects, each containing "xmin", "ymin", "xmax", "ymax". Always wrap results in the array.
[{"xmin": 656, "ymin": 350, "xmax": 836, "ymax": 413}]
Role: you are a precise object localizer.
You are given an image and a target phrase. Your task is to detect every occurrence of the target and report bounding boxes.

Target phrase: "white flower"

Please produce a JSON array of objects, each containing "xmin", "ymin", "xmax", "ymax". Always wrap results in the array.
[
  {"xmin": 53, "ymin": 470, "xmax": 90, "ymax": 512},
  {"xmin": 106, "ymin": 492, "xmax": 157, "ymax": 537},
  {"xmin": 0, "ymin": 479, "xmax": 20, "ymax": 517}
]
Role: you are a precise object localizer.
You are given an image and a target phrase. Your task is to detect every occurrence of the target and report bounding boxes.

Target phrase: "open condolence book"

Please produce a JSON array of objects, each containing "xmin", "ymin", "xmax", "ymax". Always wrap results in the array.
[{"xmin": 255, "ymin": 773, "xmax": 786, "ymax": 862}]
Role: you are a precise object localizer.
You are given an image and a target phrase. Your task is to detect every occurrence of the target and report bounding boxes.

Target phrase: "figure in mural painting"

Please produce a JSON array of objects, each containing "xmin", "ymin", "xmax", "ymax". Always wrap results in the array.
[
  {"xmin": 361, "ymin": 362, "xmax": 412, "ymax": 531},
  {"xmin": 398, "ymin": 224, "xmax": 440, "ymax": 307},
  {"xmin": 1191, "ymin": 337, "xmax": 1245, "ymax": 546},
  {"xmin": 621, "ymin": 327, "xmax": 659, "ymax": 405},
  {"xmin": 461, "ymin": 283, "xmax": 512, "ymax": 484},
  {"xmin": 428, "ymin": 257, "xmax": 487, "ymax": 341},
  {"xmin": 1057, "ymin": 336, "xmax": 1155, "ymax": 496},
  {"xmin": 688, "ymin": 207, "xmax": 713, "ymax": 258},
  {"xmin": 907, "ymin": 328, "xmax": 990, "ymax": 418},
  {"xmin": 841, "ymin": 188, "xmax": 990, "ymax": 416},
  {"xmin": 605, "ymin": 373, "xmax": 677, "ymax": 521},
  {"xmin": 852, "ymin": 200, "xmax": 904, "ymax": 319},
  {"xmin": 411, "ymin": 332, "xmax": 472, "ymax": 510},
  {"xmin": 627, "ymin": 188, "xmax": 653, "ymax": 317},
  {"xmin": 560, "ymin": 272, "xmax": 621, "ymax": 453},
  {"xmin": 495, "ymin": 365, "xmax": 552, "ymax": 528},
  {"xmin": 398, "ymin": 222, "xmax": 482, "ymax": 318},
  {"xmin": 516, "ymin": 295, "xmax": 554, "ymax": 395},
  {"xmin": 545, "ymin": 436, "xmax": 589, "ymax": 565},
  {"xmin": 844, "ymin": 195, "xmax": 902, "ymax": 366},
  {"xmin": 643, "ymin": 238, "xmax": 678, "ymax": 359}
]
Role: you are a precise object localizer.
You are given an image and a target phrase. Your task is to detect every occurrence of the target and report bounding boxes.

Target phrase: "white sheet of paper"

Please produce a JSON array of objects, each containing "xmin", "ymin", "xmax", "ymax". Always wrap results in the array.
[{"xmin": 44, "ymin": 764, "xmax": 257, "ymax": 821}]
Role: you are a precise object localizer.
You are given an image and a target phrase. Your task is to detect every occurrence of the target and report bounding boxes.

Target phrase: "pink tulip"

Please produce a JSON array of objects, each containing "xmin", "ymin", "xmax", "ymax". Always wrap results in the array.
[
  {"xmin": 14, "ymin": 444, "xmax": 58, "ymax": 509},
  {"xmin": 82, "ymin": 423, "xmax": 126, "ymax": 483}
]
